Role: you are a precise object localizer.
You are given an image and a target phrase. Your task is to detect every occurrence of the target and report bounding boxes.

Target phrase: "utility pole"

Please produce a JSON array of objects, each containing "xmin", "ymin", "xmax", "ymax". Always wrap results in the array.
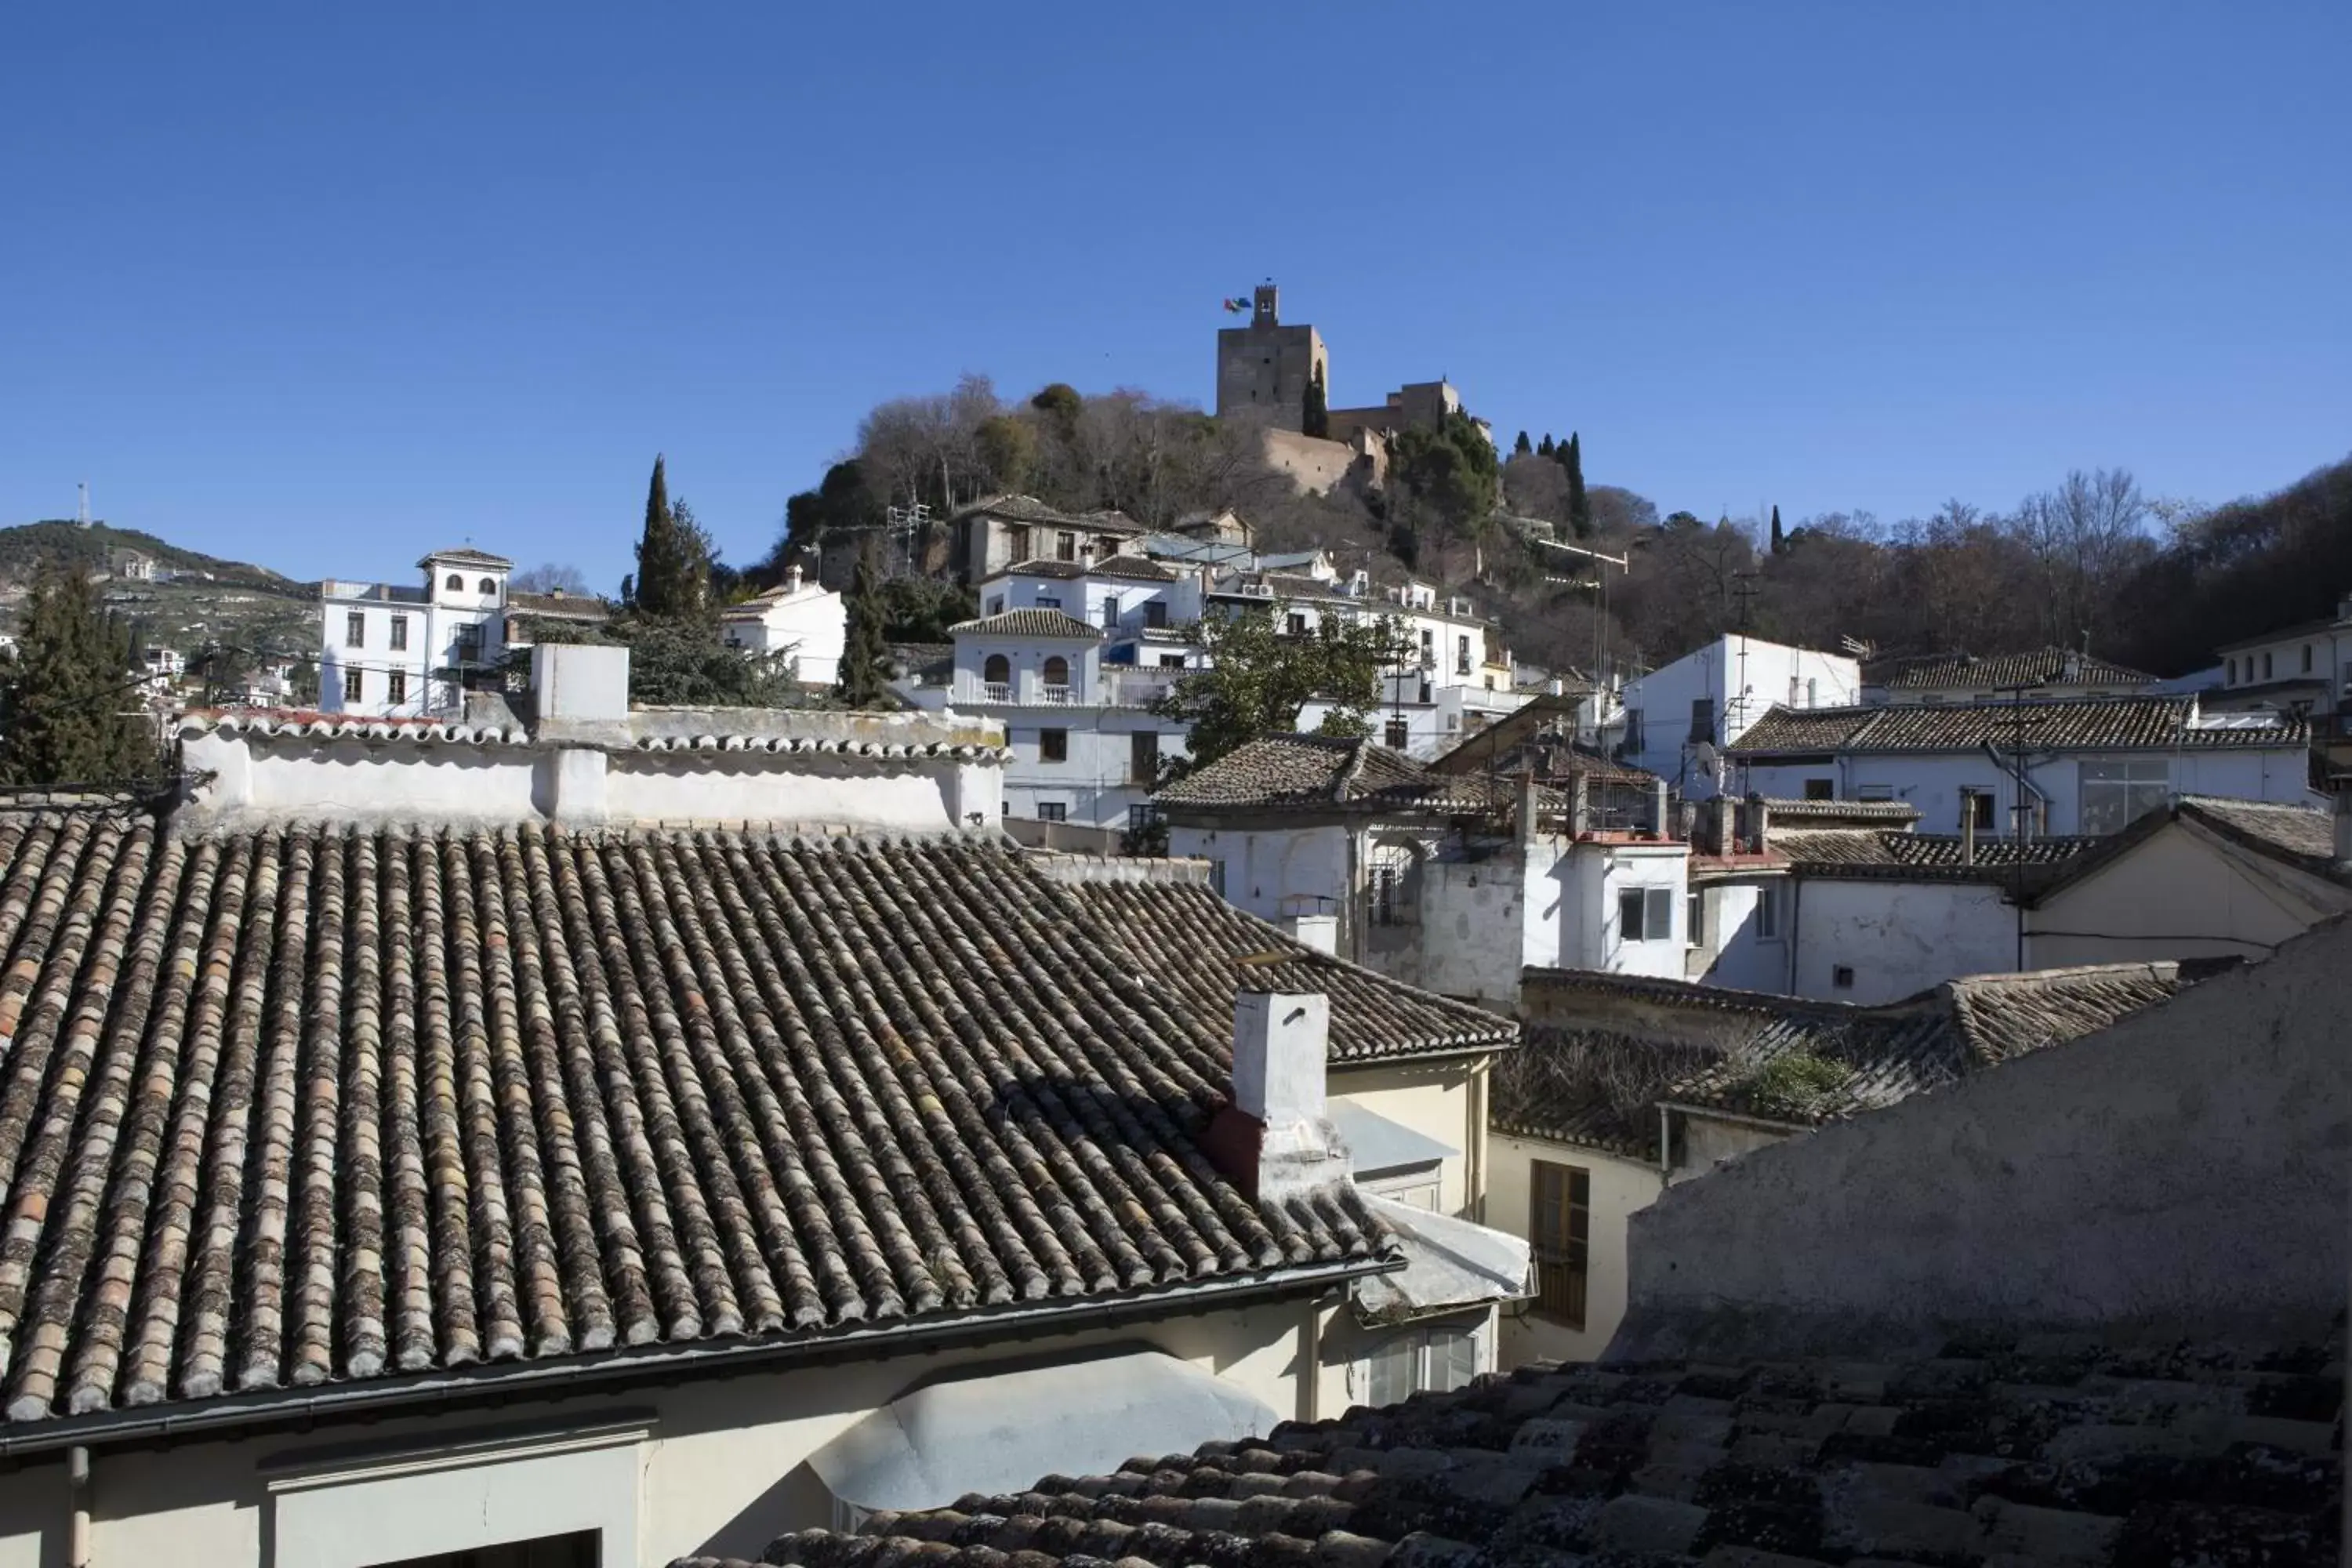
[
  {"xmin": 1730, "ymin": 570, "xmax": 1762, "ymax": 798},
  {"xmin": 1991, "ymin": 680, "xmax": 2053, "ymax": 972}
]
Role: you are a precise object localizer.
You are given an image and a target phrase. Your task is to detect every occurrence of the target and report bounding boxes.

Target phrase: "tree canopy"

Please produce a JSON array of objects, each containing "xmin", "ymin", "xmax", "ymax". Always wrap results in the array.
[
  {"xmin": 1150, "ymin": 605, "xmax": 1401, "ymax": 776},
  {"xmin": 0, "ymin": 564, "xmax": 165, "ymax": 786},
  {"xmin": 836, "ymin": 556, "xmax": 892, "ymax": 707},
  {"xmin": 628, "ymin": 455, "xmax": 713, "ymax": 619}
]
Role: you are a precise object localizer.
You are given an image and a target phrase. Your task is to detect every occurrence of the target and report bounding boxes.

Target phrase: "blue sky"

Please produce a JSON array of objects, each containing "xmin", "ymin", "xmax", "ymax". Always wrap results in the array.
[{"xmin": 5, "ymin": 2, "xmax": 2346, "ymax": 592}]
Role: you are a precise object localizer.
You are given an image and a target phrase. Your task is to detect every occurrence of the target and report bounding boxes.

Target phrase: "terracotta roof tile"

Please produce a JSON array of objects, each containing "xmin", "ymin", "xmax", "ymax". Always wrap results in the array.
[
  {"xmin": 1732, "ymin": 696, "xmax": 2308, "ymax": 755},
  {"xmin": 948, "ymin": 610, "xmax": 1105, "ymax": 640},
  {"xmin": 1882, "ymin": 648, "xmax": 2155, "ymax": 689},
  {"xmin": 1773, "ymin": 829, "xmax": 2101, "ymax": 882},
  {"xmin": 1154, "ymin": 738, "xmax": 1547, "ymax": 817},
  {"xmin": 0, "ymin": 820, "xmax": 1388, "ymax": 1428},
  {"xmin": 692, "ymin": 1335, "xmax": 2339, "ymax": 1568}
]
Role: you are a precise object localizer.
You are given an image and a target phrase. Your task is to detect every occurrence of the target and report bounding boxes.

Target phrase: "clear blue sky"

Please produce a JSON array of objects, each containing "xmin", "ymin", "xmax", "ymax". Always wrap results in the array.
[{"xmin": 5, "ymin": 2, "xmax": 2347, "ymax": 592}]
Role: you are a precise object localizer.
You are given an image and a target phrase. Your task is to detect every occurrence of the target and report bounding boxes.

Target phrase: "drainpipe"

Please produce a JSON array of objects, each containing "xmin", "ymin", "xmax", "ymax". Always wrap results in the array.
[
  {"xmin": 68, "ymin": 1445, "xmax": 90, "ymax": 1568},
  {"xmin": 1786, "ymin": 876, "xmax": 1804, "ymax": 995},
  {"xmin": 1298, "ymin": 1297, "xmax": 1323, "ymax": 1424}
]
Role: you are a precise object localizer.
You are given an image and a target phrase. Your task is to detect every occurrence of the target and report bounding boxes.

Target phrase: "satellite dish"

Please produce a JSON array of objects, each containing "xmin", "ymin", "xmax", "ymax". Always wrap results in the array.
[{"xmin": 1690, "ymin": 742, "xmax": 1720, "ymax": 773}]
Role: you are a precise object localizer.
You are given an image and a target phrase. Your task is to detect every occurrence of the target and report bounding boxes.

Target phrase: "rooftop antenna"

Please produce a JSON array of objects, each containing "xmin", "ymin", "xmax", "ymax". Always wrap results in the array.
[{"xmin": 78, "ymin": 481, "xmax": 90, "ymax": 528}]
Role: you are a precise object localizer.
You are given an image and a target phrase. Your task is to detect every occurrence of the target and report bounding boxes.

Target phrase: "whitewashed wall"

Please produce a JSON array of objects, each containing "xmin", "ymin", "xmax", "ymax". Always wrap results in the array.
[
  {"xmin": 1744, "ymin": 746, "xmax": 2318, "ymax": 834},
  {"xmin": 1789, "ymin": 877, "xmax": 2013, "ymax": 1002},
  {"xmin": 2026, "ymin": 819, "xmax": 2352, "ymax": 968},
  {"xmin": 1691, "ymin": 878, "xmax": 1788, "ymax": 992},
  {"xmin": 1166, "ymin": 822, "xmax": 1353, "ymax": 931},
  {"xmin": 1489, "ymin": 1133, "xmax": 1664, "ymax": 1369}
]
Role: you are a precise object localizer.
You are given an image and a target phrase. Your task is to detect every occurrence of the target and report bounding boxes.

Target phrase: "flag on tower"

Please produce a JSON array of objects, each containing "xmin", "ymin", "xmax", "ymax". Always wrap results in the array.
[{"xmin": 1222, "ymin": 296, "xmax": 1250, "ymax": 313}]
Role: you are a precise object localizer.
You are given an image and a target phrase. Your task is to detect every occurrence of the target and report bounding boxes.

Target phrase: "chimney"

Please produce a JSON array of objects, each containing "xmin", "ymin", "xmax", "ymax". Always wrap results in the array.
[
  {"xmin": 1516, "ymin": 770, "xmax": 1540, "ymax": 847},
  {"xmin": 1652, "ymin": 778, "xmax": 1670, "ymax": 839},
  {"xmin": 1279, "ymin": 913, "xmax": 1338, "ymax": 954},
  {"xmin": 1080, "ymin": 545, "xmax": 1098, "ymax": 572},
  {"xmin": 532, "ymin": 644, "xmax": 631, "ymax": 722},
  {"xmin": 1749, "ymin": 795, "xmax": 1770, "ymax": 856},
  {"xmin": 1569, "ymin": 772, "xmax": 1591, "ymax": 837},
  {"xmin": 1675, "ymin": 799, "xmax": 1697, "ymax": 843},
  {"xmin": 787, "ymin": 563, "xmax": 804, "ymax": 593},
  {"xmin": 1712, "ymin": 797, "xmax": 1734, "ymax": 858},
  {"xmin": 1204, "ymin": 992, "xmax": 1347, "ymax": 1202}
]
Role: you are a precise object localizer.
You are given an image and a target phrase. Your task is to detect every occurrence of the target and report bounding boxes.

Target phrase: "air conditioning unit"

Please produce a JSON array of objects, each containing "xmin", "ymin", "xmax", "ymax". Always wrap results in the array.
[{"xmin": 1243, "ymin": 583, "xmax": 1275, "ymax": 599}]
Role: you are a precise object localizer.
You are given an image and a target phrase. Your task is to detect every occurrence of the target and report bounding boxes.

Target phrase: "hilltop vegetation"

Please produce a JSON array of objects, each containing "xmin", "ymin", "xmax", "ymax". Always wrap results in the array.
[
  {"xmin": 0, "ymin": 520, "xmax": 315, "ymax": 674},
  {"xmin": 0, "ymin": 520, "xmax": 293, "ymax": 590}
]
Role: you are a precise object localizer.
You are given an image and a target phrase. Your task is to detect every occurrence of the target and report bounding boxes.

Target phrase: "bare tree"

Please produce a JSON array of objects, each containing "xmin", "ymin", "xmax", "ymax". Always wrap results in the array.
[
  {"xmin": 2006, "ymin": 468, "xmax": 2151, "ymax": 648},
  {"xmin": 512, "ymin": 563, "xmax": 591, "ymax": 595}
]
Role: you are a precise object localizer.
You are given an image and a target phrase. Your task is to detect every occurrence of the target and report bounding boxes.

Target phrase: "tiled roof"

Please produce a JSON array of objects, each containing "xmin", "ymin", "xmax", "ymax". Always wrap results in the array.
[
  {"xmin": 0, "ymin": 819, "xmax": 1388, "ymax": 1430},
  {"xmin": 1153, "ymin": 738, "xmax": 1545, "ymax": 818},
  {"xmin": 176, "ymin": 710, "xmax": 1007, "ymax": 761},
  {"xmin": 998, "ymin": 554, "xmax": 1178, "ymax": 583},
  {"xmin": 1492, "ymin": 1026, "xmax": 1716, "ymax": 1159},
  {"xmin": 1754, "ymin": 797, "xmax": 1920, "ymax": 826},
  {"xmin": 177, "ymin": 710, "xmax": 535, "ymax": 746},
  {"xmin": 956, "ymin": 495, "xmax": 1147, "ymax": 535},
  {"xmin": 701, "ymin": 1335, "xmax": 2341, "ymax": 1568},
  {"xmin": 417, "ymin": 547, "xmax": 513, "ymax": 569},
  {"xmin": 1731, "ymin": 695, "xmax": 2307, "ymax": 755},
  {"xmin": 2027, "ymin": 796, "xmax": 2352, "ymax": 903},
  {"xmin": 948, "ymin": 609, "xmax": 1105, "ymax": 641},
  {"xmin": 2216, "ymin": 610, "xmax": 2352, "ymax": 653},
  {"xmin": 1058, "ymin": 874, "xmax": 1516, "ymax": 1064},
  {"xmin": 1882, "ymin": 648, "xmax": 2154, "ymax": 689},
  {"xmin": 507, "ymin": 591, "xmax": 609, "ymax": 622},
  {"xmin": 1773, "ymin": 829, "xmax": 2101, "ymax": 882},
  {"xmin": 1516, "ymin": 964, "xmax": 2180, "ymax": 1127}
]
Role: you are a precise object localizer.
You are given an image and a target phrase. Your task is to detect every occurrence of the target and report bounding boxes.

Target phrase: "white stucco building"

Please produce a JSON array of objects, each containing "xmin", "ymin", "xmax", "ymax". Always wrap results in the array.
[
  {"xmin": 1614, "ymin": 635, "xmax": 1861, "ymax": 797},
  {"xmin": 720, "ymin": 565, "xmax": 848, "ymax": 684},
  {"xmin": 318, "ymin": 546, "xmax": 513, "ymax": 717}
]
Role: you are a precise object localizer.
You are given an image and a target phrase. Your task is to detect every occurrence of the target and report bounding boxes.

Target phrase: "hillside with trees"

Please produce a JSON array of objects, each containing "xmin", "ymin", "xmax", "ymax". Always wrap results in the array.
[{"xmin": 770, "ymin": 373, "xmax": 2350, "ymax": 684}]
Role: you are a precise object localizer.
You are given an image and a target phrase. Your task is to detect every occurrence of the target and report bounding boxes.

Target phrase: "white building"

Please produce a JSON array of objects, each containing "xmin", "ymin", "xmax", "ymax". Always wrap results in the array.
[
  {"xmin": 0, "ymin": 648, "xmax": 1527, "ymax": 1566},
  {"xmin": 1726, "ymin": 693, "xmax": 2320, "ymax": 837},
  {"xmin": 1156, "ymin": 736, "xmax": 1689, "ymax": 1011},
  {"xmin": 318, "ymin": 546, "xmax": 513, "ymax": 717},
  {"xmin": 720, "ymin": 565, "xmax": 848, "ymax": 684},
  {"xmin": 1614, "ymin": 635, "xmax": 1861, "ymax": 797},
  {"xmin": 949, "ymin": 494, "xmax": 1150, "ymax": 585}
]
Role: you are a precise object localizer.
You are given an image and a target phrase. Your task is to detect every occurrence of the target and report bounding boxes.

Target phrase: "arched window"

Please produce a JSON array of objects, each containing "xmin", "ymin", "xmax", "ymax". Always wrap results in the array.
[
  {"xmin": 982, "ymin": 653, "xmax": 1011, "ymax": 684},
  {"xmin": 1043, "ymin": 655, "xmax": 1069, "ymax": 686},
  {"xmin": 478, "ymin": 576, "xmax": 498, "ymax": 596},
  {"xmin": 445, "ymin": 573, "xmax": 464, "ymax": 591}
]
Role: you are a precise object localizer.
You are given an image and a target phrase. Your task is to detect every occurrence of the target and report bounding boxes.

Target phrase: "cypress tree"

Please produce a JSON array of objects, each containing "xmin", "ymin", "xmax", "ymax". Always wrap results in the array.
[
  {"xmin": 1537, "ymin": 434, "xmax": 1555, "ymax": 457},
  {"xmin": 836, "ymin": 554, "xmax": 892, "ymax": 707},
  {"xmin": 1769, "ymin": 504, "xmax": 1786, "ymax": 554},
  {"xmin": 1301, "ymin": 365, "xmax": 1330, "ymax": 439},
  {"xmin": 630, "ymin": 454, "xmax": 710, "ymax": 619},
  {"xmin": 1512, "ymin": 430, "xmax": 1533, "ymax": 457},
  {"xmin": 1563, "ymin": 431, "xmax": 1592, "ymax": 537},
  {"xmin": 0, "ymin": 564, "xmax": 162, "ymax": 786}
]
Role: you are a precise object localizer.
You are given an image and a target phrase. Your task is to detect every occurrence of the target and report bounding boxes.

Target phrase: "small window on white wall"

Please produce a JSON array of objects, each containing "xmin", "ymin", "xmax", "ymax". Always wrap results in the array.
[
  {"xmin": 1755, "ymin": 883, "xmax": 1782, "ymax": 941},
  {"xmin": 1617, "ymin": 886, "xmax": 1674, "ymax": 942},
  {"xmin": 1360, "ymin": 1324, "xmax": 1481, "ymax": 1408}
]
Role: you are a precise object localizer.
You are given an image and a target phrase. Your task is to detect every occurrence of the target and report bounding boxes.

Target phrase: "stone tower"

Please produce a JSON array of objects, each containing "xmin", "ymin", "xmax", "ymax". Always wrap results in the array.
[{"xmin": 1215, "ymin": 283, "xmax": 1329, "ymax": 432}]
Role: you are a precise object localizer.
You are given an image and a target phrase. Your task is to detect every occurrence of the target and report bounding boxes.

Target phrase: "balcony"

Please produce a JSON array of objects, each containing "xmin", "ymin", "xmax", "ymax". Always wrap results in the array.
[
  {"xmin": 1041, "ymin": 684, "xmax": 1074, "ymax": 705},
  {"xmin": 984, "ymin": 681, "xmax": 1012, "ymax": 702},
  {"xmin": 1104, "ymin": 667, "xmax": 1178, "ymax": 708}
]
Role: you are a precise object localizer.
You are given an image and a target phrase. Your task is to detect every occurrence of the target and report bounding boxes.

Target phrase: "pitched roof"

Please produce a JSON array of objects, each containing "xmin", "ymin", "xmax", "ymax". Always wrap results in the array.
[
  {"xmin": 699, "ymin": 1334, "xmax": 2340, "ymax": 1568},
  {"xmin": 2027, "ymin": 795, "xmax": 2352, "ymax": 903},
  {"xmin": 1152, "ymin": 737, "xmax": 1536, "ymax": 817},
  {"xmin": 1754, "ymin": 797, "xmax": 1921, "ymax": 826},
  {"xmin": 1881, "ymin": 648, "xmax": 2154, "ymax": 689},
  {"xmin": 1514, "ymin": 963, "xmax": 2181, "ymax": 1128},
  {"xmin": 0, "ymin": 819, "xmax": 1390, "ymax": 1435},
  {"xmin": 1732, "ymin": 696, "xmax": 2309, "ymax": 756},
  {"xmin": 1053, "ymin": 871, "xmax": 1515, "ymax": 1064},
  {"xmin": 416, "ymin": 547, "xmax": 513, "ymax": 570},
  {"xmin": 1491, "ymin": 1026, "xmax": 1715, "ymax": 1159},
  {"xmin": 948, "ymin": 609, "xmax": 1105, "ymax": 641},
  {"xmin": 956, "ymin": 495, "xmax": 1146, "ymax": 535},
  {"xmin": 1773, "ymin": 828, "xmax": 2101, "ymax": 883}
]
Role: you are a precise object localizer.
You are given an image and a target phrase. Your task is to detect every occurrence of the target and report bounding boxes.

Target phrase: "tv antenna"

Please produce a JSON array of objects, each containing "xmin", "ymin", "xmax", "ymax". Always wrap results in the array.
[{"xmin": 78, "ymin": 481, "xmax": 90, "ymax": 528}]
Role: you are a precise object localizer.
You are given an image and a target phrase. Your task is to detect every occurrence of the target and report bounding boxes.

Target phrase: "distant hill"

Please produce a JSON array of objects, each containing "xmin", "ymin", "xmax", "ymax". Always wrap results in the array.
[{"xmin": 0, "ymin": 521, "xmax": 317, "ymax": 666}]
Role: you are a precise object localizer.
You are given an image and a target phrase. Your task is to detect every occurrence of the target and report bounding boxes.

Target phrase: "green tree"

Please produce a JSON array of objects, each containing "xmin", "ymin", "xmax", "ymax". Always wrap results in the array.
[
  {"xmin": 1562, "ymin": 431, "xmax": 1592, "ymax": 537},
  {"xmin": 1537, "ymin": 433, "xmax": 1555, "ymax": 457},
  {"xmin": 1513, "ymin": 430, "xmax": 1533, "ymax": 456},
  {"xmin": 1302, "ymin": 365, "xmax": 1330, "ymax": 439},
  {"xmin": 976, "ymin": 414, "xmax": 1038, "ymax": 493},
  {"xmin": 1769, "ymin": 504, "xmax": 1786, "ymax": 555},
  {"xmin": 630, "ymin": 454, "xmax": 711, "ymax": 619},
  {"xmin": 1150, "ymin": 605, "xmax": 1400, "ymax": 776},
  {"xmin": 1391, "ymin": 410, "xmax": 1500, "ymax": 543},
  {"xmin": 0, "ymin": 564, "xmax": 163, "ymax": 786},
  {"xmin": 836, "ymin": 555, "xmax": 892, "ymax": 706}
]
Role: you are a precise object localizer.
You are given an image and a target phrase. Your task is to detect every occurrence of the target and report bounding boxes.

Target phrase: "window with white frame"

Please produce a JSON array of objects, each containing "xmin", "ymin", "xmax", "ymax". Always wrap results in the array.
[
  {"xmin": 1360, "ymin": 1324, "xmax": 1481, "ymax": 1408},
  {"xmin": 1617, "ymin": 885, "xmax": 1673, "ymax": 942},
  {"xmin": 1755, "ymin": 881, "xmax": 1782, "ymax": 941},
  {"xmin": 2078, "ymin": 759, "xmax": 2169, "ymax": 834},
  {"xmin": 1686, "ymin": 890, "xmax": 1704, "ymax": 948}
]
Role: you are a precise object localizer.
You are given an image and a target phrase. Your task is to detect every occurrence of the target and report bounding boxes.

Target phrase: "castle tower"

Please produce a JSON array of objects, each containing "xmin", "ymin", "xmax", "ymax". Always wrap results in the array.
[{"xmin": 1216, "ymin": 281, "xmax": 1329, "ymax": 432}]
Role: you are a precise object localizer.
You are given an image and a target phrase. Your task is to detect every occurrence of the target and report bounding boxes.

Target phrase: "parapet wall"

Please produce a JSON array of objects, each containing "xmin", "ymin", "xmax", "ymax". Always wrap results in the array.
[{"xmin": 1610, "ymin": 915, "xmax": 2350, "ymax": 1360}]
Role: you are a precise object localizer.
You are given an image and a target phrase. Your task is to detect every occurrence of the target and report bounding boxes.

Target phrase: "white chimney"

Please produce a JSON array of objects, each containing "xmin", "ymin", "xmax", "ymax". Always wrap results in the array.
[
  {"xmin": 786, "ymin": 563, "xmax": 804, "ymax": 593},
  {"xmin": 1207, "ymin": 991, "xmax": 1346, "ymax": 1201},
  {"xmin": 1279, "ymin": 913, "xmax": 1338, "ymax": 954}
]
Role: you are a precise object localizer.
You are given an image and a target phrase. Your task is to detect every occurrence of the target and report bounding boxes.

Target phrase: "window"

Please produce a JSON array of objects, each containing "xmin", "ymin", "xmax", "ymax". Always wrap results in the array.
[
  {"xmin": 1036, "ymin": 594, "xmax": 1062, "ymax": 610},
  {"xmin": 1129, "ymin": 730, "xmax": 1160, "ymax": 784},
  {"xmin": 1455, "ymin": 634, "xmax": 1470, "ymax": 675},
  {"xmin": 1857, "ymin": 784, "xmax": 1894, "ymax": 801},
  {"xmin": 1159, "ymin": 654, "xmax": 1185, "ymax": 670},
  {"xmin": 1367, "ymin": 841, "xmax": 1415, "ymax": 927},
  {"xmin": 346, "ymin": 612, "xmax": 366, "ymax": 648},
  {"xmin": 389, "ymin": 615, "xmax": 409, "ymax": 652},
  {"xmin": 368, "ymin": 1530, "xmax": 601, "ymax": 1568},
  {"xmin": 1363, "ymin": 1326, "xmax": 1479, "ymax": 1407},
  {"xmin": 985, "ymin": 597, "xmax": 1004, "ymax": 617},
  {"xmin": 1144, "ymin": 601, "xmax": 1167, "ymax": 629},
  {"xmin": 387, "ymin": 670, "xmax": 408, "ymax": 706},
  {"xmin": 1207, "ymin": 859, "xmax": 1226, "ymax": 898},
  {"xmin": 1287, "ymin": 612, "xmax": 1308, "ymax": 636},
  {"xmin": 1006, "ymin": 524, "xmax": 1030, "ymax": 561},
  {"xmin": 1755, "ymin": 882, "xmax": 1781, "ymax": 941},
  {"xmin": 2304, "ymin": 644, "xmax": 2314, "ymax": 673},
  {"xmin": 1959, "ymin": 788, "xmax": 1995, "ymax": 830},
  {"xmin": 445, "ymin": 572, "xmax": 464, "ymax": 591},
  {"xmin": 1618, "ymin": 885, "xmax": 1673, "ymax": 942},
  {"xmin": 1386, "ymin": 717, "xmax": 1410, "ymax": 750},
  {"xmin": 2079, "ymin": 759, "xmax": 2169, "ymax": 834},
  {"xmin": 1036, "ymin": 801, "xmax": 1067, "ymax": 822},
  {"xmin": 1803, "ymin": 778, "xmax": 1835, "ymax": 800},
  {"xmin": 1102, "ymin": 594, "xmax": 1120, "ymax": 629},
  {"xmin": 478, "ymin": 576, "xmax": 498, "ymax": 596},
  {"xmin": 1686, "ymin": 891, "xmax": 1704, "ymax": 948},
  {"xmin": 1689, "ymin": 696, "xmax": 1715, "ymax": 742},
  {"xmin": 1055, "ymin": 531, "xmax": 1077, "ymax": 561},
  {"xmin": 982, "ymin": 653, "xmax": 1011, "ymax": 689},
  {"xmin": 343, "ymin": 668, "xmax": 365, "ymax": 703},
  {"xmin": 1530, "ymin": 1160, "xmax": 1590, "ymax": 1328},
  {"xmin": 1039, "ymin": 728, "xmax": 1068, "ymax": 762},
  {"xmin": 2227, "ymin": 657, "xmax": 2237, "ymax": 684},
  {"xmin": 1833, "ymin": 964, "xmax": 1856, "ymax": 989},
  {"xmin": 1042, "ymin": 655, "xmax": 1070, "ymax": 696},
  {"xmin": 456, "ymin": 625, "xmax": 483, "ymax": 663}
]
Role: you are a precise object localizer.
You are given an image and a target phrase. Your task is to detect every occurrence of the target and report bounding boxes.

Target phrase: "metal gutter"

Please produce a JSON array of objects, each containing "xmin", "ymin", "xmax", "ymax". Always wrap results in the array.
[{"xmin": 0, "ymin": 1254, "xmax": 1396, "ymax": 1464}]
